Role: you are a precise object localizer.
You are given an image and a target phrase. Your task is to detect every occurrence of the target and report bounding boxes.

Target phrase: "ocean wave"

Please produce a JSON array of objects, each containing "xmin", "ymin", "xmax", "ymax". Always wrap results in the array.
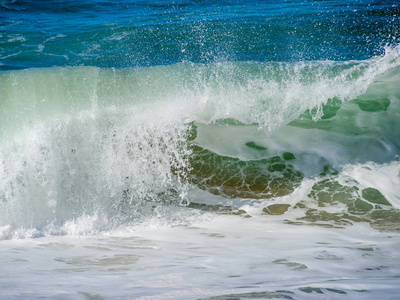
[
  {"xmin": 1, "ymin": 43, "xmax": 400, "ymax": 132},
  {"xmin": 0, "ymin": 45, "xmax": 399, "ymax": 237}
]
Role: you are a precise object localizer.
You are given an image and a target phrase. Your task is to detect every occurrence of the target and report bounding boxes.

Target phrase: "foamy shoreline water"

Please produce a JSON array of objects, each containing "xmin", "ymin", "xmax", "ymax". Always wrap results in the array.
[{"xmin": 2, "ymin": 206, "xmax": 400, "ymax": 299}]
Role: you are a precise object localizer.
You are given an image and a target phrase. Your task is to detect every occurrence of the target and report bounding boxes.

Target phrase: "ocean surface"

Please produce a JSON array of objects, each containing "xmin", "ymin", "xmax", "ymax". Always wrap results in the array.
[{"xmin": 1, "ymin": 0, "xmax": 400, "ymax": 299}]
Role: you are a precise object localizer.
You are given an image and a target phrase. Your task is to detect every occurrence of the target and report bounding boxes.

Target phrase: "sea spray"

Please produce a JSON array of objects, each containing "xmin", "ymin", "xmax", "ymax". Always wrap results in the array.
[
  {"xmin": 2, "ymin": 45, "xmax": 400, "ymax": 135},
  {"xmin": 0, "ymin": 45, "xmax": 400, "ymax": 238},
  {"xmin": 0, "ymin": 104, "xmax": 193, "ymax": 237},
  {"xmin": 1, "ymin": 1, "xmax": 400, "ymax": 298}
]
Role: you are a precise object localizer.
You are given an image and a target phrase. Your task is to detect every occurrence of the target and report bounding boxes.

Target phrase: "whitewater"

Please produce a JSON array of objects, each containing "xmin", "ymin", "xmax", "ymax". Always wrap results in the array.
[{"xmin": 1, "ymin": 1, "xmax": 400, "ymax": 299}]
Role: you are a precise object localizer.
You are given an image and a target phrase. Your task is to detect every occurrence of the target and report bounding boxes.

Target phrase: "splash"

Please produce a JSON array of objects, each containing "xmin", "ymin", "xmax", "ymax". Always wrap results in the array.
[
  {"xmin": 0, "ymin": 104, "xmax": 192, "ymax": 238},
  {"xmin": 0, "ymin": 44, "xmax": 399, "ymax": 237}
]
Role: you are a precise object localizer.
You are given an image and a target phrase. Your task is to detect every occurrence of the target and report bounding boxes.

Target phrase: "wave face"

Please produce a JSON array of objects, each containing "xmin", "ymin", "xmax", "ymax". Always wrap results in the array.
[
  {"xmin": 1, "ymin": 0, "xmax": 400, "ymax": 239},
  {"xmin": 1, "ymin": 45, "xmax": 400, "ymax": 236}
]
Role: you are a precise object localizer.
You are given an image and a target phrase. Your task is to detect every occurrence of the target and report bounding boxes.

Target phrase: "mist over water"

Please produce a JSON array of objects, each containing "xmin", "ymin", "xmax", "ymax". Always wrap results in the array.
[
  {"xmin": 1, "ymin": 49, "xmax": 399, "ymax": 236},
  {"xmin": 1, "ymin": 0, "xmax": 400, "ymax": 299}
]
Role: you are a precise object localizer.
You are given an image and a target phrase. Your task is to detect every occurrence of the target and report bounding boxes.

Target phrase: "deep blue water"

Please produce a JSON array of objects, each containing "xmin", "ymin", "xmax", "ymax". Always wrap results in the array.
[{"xmin": 1, "ymin": 0, "xmax": 399, "ymax": 69}]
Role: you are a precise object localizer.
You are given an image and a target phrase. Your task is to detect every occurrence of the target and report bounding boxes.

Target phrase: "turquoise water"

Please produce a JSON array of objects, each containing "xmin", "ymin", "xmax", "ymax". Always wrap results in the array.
[{"xmin": 1, "ymin": 1, "xmax": 400, "ymax": 299}]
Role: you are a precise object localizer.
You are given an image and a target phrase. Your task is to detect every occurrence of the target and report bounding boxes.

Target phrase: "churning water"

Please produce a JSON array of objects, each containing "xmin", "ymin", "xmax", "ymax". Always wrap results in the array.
[{"xmin": 1, "ymin": 1, "xmax": 400, "ymax": 299}]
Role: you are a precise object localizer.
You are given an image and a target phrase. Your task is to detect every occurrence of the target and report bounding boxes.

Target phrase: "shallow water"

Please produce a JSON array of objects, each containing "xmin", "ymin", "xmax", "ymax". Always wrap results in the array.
[{"xmin": 2, "ymin": 204, "xmax": 400, "ymax": 299}]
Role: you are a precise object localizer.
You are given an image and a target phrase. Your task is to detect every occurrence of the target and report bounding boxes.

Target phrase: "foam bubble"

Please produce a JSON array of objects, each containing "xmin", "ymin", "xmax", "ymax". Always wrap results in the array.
[
  {"xmin": 0, "ymin": 46, "xmax": 399, "ymax": 237},
  {"xmin": 0, "ymin": 103, "xmax": 192, "ymax": 236},
  {"xmin": 60, "ymin": 213, "xmax": 109, "ymax": 236},
  {"xmin": 341, "ymin": 161, "xmax": 400, "ymax": 209}
]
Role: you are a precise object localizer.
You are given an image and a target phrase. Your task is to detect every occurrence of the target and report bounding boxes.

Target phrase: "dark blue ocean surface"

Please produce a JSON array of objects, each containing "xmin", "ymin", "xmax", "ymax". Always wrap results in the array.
[{"xmin": 1, "ymin": 0, "xmax": 399, "ymax": 69}]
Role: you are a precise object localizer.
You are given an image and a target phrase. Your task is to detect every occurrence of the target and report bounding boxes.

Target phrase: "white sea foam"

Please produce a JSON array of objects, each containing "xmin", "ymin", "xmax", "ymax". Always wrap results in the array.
[
  {"xmin": 340, "ymin": 161, "xmax": 400, "ymax": 209},
  {"xmin": 1, "ymin": 2, "xmax": 400, "ymax": 298},
  {"xmin": 0, "ymin": 103, "xmax": 192, "ymax": 235},
  {"xmin": 1, "ymin": 205, "xmax": 399, "ymax": 299},
  {"xmin": 0, "ymin": 45, "xmax": 399, "ymax": 238},
  {"xmin": 1, "ymin": 44, "xmax": 399, "ymax": 136}
]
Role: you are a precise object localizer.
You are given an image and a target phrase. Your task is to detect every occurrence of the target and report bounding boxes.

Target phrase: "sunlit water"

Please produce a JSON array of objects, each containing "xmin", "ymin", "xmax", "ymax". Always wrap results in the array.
[{"xmin": 1, "ymin": 1, "xmax": 400, "ymax": 299}]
